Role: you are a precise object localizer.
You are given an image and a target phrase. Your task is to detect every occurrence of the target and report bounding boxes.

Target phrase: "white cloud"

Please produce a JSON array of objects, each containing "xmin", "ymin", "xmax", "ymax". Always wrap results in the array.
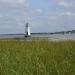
[
  {"xmin": 0, "ymin": 0, "xmax": 28, "ymax": 8},
  {"xmin": 31, "ymin": 9, "xmax": 43, "ymax": 17},
  {"xmin": 58, "ymin": 1, "xmax": 74, "ymax": 8},
  {"xmin": 0, "ymin": 0, "xmax": 25, "ymax": 4},
  {"xmin": 61, "ymin": 12, "xmax": 75, "ymax": 16}
]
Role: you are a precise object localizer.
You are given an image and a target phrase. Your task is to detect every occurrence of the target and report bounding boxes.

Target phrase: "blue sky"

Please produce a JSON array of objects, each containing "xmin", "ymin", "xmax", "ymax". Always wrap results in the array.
[{"xmin": 0, "ymin": 0, "xmax": 75, "ymax": 34}]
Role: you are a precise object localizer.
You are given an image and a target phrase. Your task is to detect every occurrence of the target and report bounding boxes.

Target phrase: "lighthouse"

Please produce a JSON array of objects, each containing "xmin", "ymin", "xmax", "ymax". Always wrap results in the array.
[{"xmin": 25, "ymin": 22, "xmax": 31, "ymax": 37}]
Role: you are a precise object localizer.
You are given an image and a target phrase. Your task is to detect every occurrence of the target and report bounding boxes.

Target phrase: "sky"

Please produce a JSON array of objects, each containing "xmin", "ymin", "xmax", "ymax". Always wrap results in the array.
[{"xmin": 0, "ymin": 0, "xmax": 75, "ymax": 34}]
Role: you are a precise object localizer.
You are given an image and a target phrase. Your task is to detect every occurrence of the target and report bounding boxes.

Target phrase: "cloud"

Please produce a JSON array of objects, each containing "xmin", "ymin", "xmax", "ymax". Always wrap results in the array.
[
  {"xmin": 61, "ymin": 12, "xmax": 75, "ymax": 16},
  {"xmin": 0, "ymin": 0, "xmax": 25, "ymax": 4},
  {"xmin": 0, "ymin": 0, "xmax": 29, "ymax": 9},
  {"xmin": 0, "ymin": 0, "xmax": 75, "ymax": 33},
  {"xmin": 58, "ymin": 1, "xmax": 74, "ymax": 8},
  {"xmin": 0, "ymin": 0, "xmax": 29, "ymax": 21},
  {"xmin": 31, "ymin": 9, "xmax": 43, "ymax": 17}
]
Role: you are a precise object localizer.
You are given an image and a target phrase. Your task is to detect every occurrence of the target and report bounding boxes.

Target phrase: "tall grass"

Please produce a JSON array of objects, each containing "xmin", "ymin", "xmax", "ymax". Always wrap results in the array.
[{"xmin": 0, "ymin": 40, "xmax": 75, "ymax": 75}]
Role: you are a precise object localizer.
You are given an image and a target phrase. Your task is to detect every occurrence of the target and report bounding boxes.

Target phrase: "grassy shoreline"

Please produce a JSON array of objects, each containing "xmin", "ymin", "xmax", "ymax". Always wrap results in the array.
[{"xmin": 0, "ymin": 40, "xmax": 75, "ymax": 75}]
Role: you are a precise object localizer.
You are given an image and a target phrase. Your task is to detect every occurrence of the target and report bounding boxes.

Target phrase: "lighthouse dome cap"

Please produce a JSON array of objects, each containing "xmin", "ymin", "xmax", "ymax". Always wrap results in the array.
[{"xmin": 26, "ymin": 22, "xmax": 29, "ymax": 27}]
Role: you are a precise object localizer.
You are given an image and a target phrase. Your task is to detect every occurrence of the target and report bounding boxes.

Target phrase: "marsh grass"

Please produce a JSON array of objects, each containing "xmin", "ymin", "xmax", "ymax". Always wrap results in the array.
[{"xmin": 0, "ymin": 40, "xmax": 75, "ymax": 75}]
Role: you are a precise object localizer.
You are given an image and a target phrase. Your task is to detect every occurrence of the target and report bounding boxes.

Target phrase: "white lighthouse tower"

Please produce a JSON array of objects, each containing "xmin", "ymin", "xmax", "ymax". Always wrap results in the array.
[{"xmin": 25, "ymin": 22, "xmax": 31, "ymax": 37}]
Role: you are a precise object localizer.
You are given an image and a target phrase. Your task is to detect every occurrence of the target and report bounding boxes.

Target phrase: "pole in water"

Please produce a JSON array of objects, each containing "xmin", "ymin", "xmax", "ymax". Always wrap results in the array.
[{"xmin": 25, "ymin": 22, "xmax": 31, "ymax": 37}]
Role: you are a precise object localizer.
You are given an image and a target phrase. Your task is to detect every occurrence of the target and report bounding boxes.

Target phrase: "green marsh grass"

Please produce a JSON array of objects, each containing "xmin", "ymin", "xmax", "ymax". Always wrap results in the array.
[{"xmin": 0, "ymin": 40, "xmax": 75, "ymax": 75}]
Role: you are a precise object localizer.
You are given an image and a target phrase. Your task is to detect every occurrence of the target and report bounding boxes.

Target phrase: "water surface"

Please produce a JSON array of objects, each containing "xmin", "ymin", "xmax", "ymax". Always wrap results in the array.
[{"xmin": 0, "ymin": 33, "xmax": 75, "ymax": 40}]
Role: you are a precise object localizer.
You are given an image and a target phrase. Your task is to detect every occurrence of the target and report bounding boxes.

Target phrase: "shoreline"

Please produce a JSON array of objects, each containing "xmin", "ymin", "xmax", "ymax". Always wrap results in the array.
[{"xmin": 0, "ymin": 37, "xmax": 75, "ymax": 41}]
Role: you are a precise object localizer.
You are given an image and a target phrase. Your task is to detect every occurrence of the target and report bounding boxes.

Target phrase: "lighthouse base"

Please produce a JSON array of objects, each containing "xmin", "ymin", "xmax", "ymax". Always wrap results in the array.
[{"xmin": 25, "ymin": 35, "xmax": 31, "ymax": 37}]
